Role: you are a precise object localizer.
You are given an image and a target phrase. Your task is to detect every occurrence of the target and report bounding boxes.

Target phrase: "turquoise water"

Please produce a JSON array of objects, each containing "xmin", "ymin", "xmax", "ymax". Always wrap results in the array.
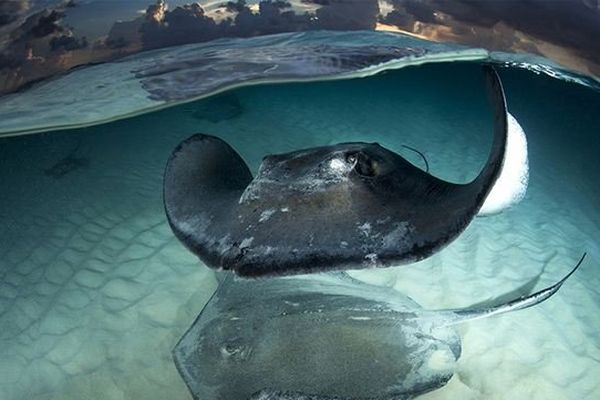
[
  {"xmin": 2, "ymin": 30, "xmax": 597, "ymax": 137},
  {"xmin": 0, "ymin": 62, "xmax": 599, "ymax": 399}
]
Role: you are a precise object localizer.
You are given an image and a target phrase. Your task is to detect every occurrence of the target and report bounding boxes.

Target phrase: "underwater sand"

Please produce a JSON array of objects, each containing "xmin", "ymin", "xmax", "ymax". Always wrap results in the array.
[{"xmin": 0, "ymin": 62, "xmax": 598, "ymax": 399}]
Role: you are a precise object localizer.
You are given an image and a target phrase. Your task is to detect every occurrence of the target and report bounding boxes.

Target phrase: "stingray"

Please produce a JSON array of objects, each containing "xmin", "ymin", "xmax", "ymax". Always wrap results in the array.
[
  {"xmin": 164, "ymin": 66, "xmax": 507, "ymax": 277},
  {"xmin": 173, "ymin": 254, "xmax": 586, "ymax": 400},
  {"xmin": 44, "ymin": 143, "xmax": 90, "ymax": 179}
]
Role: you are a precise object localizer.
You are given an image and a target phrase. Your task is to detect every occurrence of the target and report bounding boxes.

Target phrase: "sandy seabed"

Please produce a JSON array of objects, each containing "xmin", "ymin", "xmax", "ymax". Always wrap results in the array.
[{"xmin": 0, "ymin": 63, "xmax": 598, "ymax": 400}]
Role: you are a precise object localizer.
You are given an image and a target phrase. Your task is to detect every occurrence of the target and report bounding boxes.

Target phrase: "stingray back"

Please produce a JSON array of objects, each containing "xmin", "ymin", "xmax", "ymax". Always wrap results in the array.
[{"xmin": 173, "ymin": 274, "xmax": 461, "ymax": 400}]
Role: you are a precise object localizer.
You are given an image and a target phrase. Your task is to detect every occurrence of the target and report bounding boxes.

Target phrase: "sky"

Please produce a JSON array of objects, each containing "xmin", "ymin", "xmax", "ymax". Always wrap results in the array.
[{"xmin": 62, "ymin": 0, "xmax": 194, "ymax": 39}]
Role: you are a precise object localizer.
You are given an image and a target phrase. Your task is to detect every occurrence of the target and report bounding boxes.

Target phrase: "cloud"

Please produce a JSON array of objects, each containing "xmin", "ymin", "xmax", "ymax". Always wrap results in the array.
[
  {"xmin": 132, "ymin": 0, "xmax": 380, "ymax": 50},
  {"xmin": 401, "ymin": 0, "xmax": 435, "ymax": 23},
  {"xmin": 437, "ymin": 0, "xmax": 598, "ymax": 53},
  {"xmin": 28, "ymin": 9, "xmax": 65, "ymax": 37},
  {"xmin": 139, "ymin": 2, "xmax": 220, "ymax": 48},
  {"xmin": 311, "ymin": 0, "xmax": 379, "ymax": 31},
  {"xmin": 49, "ymin": 33, "xmax": 87, "ymax": 50},
  {"xmin": 0, "ymin": 3, "xmax": 90, "ymax": 93},
  {"xmin": 0, "ymin": 1, "xmax": 29, "ymax": 27},
  {"xmin": 381, "ymin": 0, "xmax": 600, "ymax": 65}
]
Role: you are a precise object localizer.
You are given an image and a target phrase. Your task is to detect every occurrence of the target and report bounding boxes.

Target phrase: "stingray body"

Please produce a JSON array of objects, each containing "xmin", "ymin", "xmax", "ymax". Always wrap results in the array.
[
  {"xmin": 164, "ymin": 66, "xmax": 508, "ymax": 277},
  {"xmin": 173, "ymin": 255, "xmax": 585, "ymax": 400}
]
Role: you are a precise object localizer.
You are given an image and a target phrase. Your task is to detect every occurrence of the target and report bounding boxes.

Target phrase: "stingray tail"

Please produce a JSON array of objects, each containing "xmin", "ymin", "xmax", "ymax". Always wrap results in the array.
[{"xmin": 438, "ymin": 253, "xmax": 586, "ymax": 327}]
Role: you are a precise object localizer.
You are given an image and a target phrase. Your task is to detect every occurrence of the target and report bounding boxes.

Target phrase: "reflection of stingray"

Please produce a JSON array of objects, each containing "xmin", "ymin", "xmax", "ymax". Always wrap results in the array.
[
  {"xmin": 44, "ymin": 143, "xmax": 90, "ymax": 179},
  {"xmin": 173, "ymin": 255, "xmax": 586, "ymax": 400},
  {"xmin": 191, "ymin": 93, "xmax": 244, "ymax": 123},
  {"xmin": 164, "ymin": 67, "xmax": 507, "ymax": 277}
]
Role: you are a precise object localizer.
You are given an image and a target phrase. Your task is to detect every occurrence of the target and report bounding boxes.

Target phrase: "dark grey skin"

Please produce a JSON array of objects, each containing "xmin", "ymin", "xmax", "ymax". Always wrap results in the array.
[
  {"xmin": 164, "ymin": 66, "xmax": 507, "ymax": 277},
  {"xmin": 173, "ymin": 255, "xmax": 586, "ymax": 400}
]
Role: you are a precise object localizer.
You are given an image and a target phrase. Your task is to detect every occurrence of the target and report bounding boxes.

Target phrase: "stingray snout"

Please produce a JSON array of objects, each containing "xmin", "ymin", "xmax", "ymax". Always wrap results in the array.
[{"xmin": 345, "ymin": 150, "xmax": 379, "ymax": 177}]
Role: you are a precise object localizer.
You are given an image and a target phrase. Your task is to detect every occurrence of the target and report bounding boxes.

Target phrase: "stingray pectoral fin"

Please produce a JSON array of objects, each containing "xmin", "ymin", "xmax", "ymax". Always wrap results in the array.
[
  {"xmin": 477, "ymin": 112, "xmax": 529, "ymax": 216},
  {"xmin": 164, "ymin": 134, "xmax": 253, "ymax": 260},
  {"xmin": 440, "ymin": 253, "xmax": 586, "ymax": 326},
  {"xmin": 457, "ymin": 66, "xmax": 509, "ymax": 211}
]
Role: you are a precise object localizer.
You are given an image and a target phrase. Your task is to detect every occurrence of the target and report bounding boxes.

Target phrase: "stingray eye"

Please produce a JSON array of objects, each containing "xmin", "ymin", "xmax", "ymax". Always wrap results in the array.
[
  {"xmin": 220, "ymin": 339, "xmax": 249, "ymax": 360},
  {"xmin": 348, "ymin": 152, "xmax": 377, "ymax": 177},
  {"xmin": 224, "ymin": 343, "xmax": 240, "ymax": 354},
  {"xmin": 345, "ymin": 153, "xmax": 357, "ymax": 165}
]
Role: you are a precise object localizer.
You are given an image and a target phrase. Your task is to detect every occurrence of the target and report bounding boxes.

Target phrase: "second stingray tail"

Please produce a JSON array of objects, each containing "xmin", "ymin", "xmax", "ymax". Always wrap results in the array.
[{"xmin": 438, "ymin": 253, "xmax": 586, "ymax": 327}]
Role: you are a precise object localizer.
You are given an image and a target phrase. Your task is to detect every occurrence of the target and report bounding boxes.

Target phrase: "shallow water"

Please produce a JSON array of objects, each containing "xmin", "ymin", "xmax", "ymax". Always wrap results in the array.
[
  {"xmin": 0, "ymin": 62, "xmax": 599, "ymax": 399},
  {"xmin": 1, "ymin": 30, "xmax": 597, "ymax": 137}
]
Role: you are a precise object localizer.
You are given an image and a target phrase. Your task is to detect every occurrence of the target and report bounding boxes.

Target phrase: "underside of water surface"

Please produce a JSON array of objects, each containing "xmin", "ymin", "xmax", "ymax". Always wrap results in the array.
[{"xmin": 0, "ymin": 46, "xmax": 599, "ymax": 400}]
